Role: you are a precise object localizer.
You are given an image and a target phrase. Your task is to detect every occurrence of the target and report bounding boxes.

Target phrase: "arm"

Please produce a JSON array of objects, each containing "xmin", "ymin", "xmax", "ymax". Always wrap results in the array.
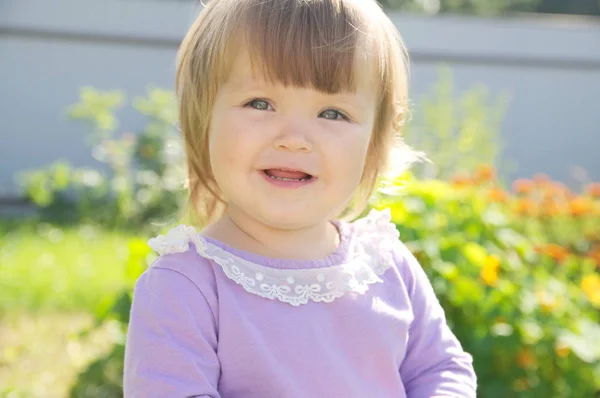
[
  {"xmin": 123, "ymin": 265, "xmax": 221, "ymax": 398},
  {"xmin": 397, "ymin": 244, "xmax": 477, "ymax": 398}
]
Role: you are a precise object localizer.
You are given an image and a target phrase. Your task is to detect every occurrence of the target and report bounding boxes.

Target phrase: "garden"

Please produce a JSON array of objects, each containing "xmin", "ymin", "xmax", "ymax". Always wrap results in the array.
[{"xmin": 1, "ymin": 74, "xmax": 599, "ymax": 397}]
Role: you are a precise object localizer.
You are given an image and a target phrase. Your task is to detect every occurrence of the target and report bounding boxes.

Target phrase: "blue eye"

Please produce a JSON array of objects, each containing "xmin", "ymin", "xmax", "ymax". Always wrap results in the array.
[
  {"xmin": 246, "ymin": 99, "xmax": 271, "ymax": 111},
  {"xmin": 319, "ymin": 109, "xmax": 347, "ymax": 121}
]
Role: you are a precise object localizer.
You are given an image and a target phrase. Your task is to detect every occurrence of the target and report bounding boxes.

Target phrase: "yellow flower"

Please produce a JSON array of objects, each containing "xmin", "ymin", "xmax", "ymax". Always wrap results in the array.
[
  {"xmin": 481, "ymin": 255, "xmax": 500, "ymax": 286},
  {"xmin": 555, "ymin": 342, "xmax": 570, "ymax": 358},
  {"xmin": 536, "ymin": 289, "xmax": 558, "ymax": 314},
  {"xmin": 581, "ymin": 274, "xmax": 600, "ymax": 307}
]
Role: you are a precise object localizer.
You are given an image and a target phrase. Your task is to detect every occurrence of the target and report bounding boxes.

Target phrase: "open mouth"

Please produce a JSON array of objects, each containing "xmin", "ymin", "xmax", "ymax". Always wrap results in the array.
[{"xmin": 263, "ymin": 169, "xmax": 314, "ymax": 182}]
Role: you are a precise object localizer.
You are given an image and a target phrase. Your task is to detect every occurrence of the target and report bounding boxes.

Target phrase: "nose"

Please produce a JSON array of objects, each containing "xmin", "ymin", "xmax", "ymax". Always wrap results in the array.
[{"xmin": 273, "ymin": 117, "xmax": 312, "ymax": 153}]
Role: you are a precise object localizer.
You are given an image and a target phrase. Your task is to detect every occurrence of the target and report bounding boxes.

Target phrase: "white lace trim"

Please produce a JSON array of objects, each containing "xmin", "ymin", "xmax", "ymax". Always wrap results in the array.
[{"xmin": 148, "ymin": 209, "xmax": 399, "ymax": 306}]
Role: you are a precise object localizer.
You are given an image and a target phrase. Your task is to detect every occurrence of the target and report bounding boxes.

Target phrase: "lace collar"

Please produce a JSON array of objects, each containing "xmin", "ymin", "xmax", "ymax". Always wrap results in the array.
[{"xmin": 148, "ymin": 209, "xmax": 399, "ymax": 306}]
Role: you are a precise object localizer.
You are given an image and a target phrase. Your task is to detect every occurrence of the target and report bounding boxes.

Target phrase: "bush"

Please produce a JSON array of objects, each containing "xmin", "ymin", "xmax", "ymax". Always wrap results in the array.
[
  {"xmin": 374, "ymin": 168, "xmax": 600, "ymax": 397},
  {"xmin": 70, "ymin": 169, "xmax": 600, "ymax": 397},
  {"xmin": 19, "ymin": 87, "xmax": 185, "ymax": 230}
]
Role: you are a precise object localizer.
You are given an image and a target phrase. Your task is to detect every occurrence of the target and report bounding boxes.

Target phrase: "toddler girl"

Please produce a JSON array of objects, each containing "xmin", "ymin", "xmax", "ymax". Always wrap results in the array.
[{"xmin": 123, "ymin": 0, "xmax": 477, "ymax": 396}]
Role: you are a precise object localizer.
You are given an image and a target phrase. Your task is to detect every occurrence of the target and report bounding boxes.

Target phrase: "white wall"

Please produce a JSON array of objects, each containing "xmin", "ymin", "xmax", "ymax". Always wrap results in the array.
[{"xmin": 1, "ymin": 0, "xmax": 599, "ymax": 197}]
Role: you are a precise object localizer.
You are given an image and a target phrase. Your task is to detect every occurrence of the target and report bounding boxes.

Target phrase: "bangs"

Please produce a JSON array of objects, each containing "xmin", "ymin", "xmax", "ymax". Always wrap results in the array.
[{"xmin": 225, "ymin": 0, "xmax": 381, "ymax": 94}]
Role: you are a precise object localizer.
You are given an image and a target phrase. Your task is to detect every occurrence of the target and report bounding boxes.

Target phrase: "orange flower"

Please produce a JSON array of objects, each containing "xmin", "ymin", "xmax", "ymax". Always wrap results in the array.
[
  {"xmin": 516, "ymin": 348, "xmax": 537, "ymax": 369},
  {"xmin": 587, "ymin": 248, "xmax": 600, "ymax": 266},
  {"xmin": 545, "ymin": 182, "xmax": 571, "ymax": 200},
  {"xmin": 475, "ymin": 165, "xmax": 496, "ymax": 182},
  {"xmin": 569, "ymin": 197, "xmax": 593, "ymax": 217},
  {"xmin": 515, "ymin": 199, "xmax": 536, "ymax": 216},
  {"xmin": 513, "ymin": 179, "xmax": 534, "ymax": 194},
  {"xmin": 540, "ymin": 198, "xmax": 562, "ymax": 217},
  {"xmin": 581, "ymin": 274, "xmax": 600, "ymax": 307},
  {"xmin": 481, "ymin": 255, "xmax": 501, "ymax": 286},
  {"xmin": 542, "ymin": 243, "xmax": 570, "ymax": 263},
  {"xmin": 488, "ymin": 187, "xmax": 509, "ymax": 203},
  {"xmin": 451, "ymin": 174, "xmax": 472, "ymax": 188},
  {"xmin": 586, "ymin": 183, "xmax": 600, "ymax": 198},
  {"xmin": 534, "ymin": 173, "xmax": 550, "ymax": 185}
]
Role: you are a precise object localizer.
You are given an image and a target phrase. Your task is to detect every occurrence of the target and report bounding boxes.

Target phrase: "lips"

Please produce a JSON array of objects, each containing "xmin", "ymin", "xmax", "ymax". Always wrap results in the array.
[
  {"xmin": 264, "ymin": 169, "xmax": 311, "ymax": 181},
  {"xmin": 263, "ymin": 168, "xmax": 313, "ymax": 182}
]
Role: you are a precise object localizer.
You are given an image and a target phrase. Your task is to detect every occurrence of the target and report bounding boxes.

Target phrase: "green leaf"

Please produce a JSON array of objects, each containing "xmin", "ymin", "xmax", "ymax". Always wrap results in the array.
[
  {"xmin": 462, "ymin": 242, "xmax": 487, "ymax": 267},
  {"xmin": 94, "ymin": 293, "xmax": 116, "ymax": 321},
  {"xmin": 52, "ymin": 161, "xmax": 72, "ymax": 191},
  {"xmin": 454, "ymin": 277, "xmax": 484, "ymax": 304},
  {"xmin": 110, "ymin": 292, "xmax": 133, "ymax": 325},
  {"xmin": 433, "ymin": 261, "xmax": 459, "ymax": 280}
]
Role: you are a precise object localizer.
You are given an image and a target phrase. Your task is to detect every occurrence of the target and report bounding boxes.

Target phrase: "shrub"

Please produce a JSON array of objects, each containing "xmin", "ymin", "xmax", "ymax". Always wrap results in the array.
[
  {"xmin": 374, "ymin": 169, "xmax": 600, "ymax": 397},
  {"xmin": 19, "ymin": 87, "xmax": 185, "ymax": 230},
  {"xmin": 71, "ymin": 170, "xmax": 600, "ymax": 397}
]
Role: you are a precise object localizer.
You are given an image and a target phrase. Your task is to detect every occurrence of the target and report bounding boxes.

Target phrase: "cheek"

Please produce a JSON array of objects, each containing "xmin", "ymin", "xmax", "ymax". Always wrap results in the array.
[
  {"xmin": 334, "ymin": 128, "xmax": 373, "ymax": 176},
  {"xmin": 352, "ymin": 137, "xmax": 373, "ymax": 185},
  {"xmin": 209, "ymin": 110, "xmax": 251, "ymax": 168}
]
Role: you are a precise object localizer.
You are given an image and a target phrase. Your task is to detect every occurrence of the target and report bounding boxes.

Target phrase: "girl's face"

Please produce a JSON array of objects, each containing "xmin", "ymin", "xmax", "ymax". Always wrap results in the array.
[{"xmin": 208, "ymin": 50, "xmax": 377, "ymax": 229}]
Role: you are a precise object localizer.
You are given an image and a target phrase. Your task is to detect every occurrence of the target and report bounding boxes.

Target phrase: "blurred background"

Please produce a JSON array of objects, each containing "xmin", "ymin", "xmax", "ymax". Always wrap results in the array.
[{"xmin": 1, "ymin": 0, "xmax": 599, "ymax": 396}]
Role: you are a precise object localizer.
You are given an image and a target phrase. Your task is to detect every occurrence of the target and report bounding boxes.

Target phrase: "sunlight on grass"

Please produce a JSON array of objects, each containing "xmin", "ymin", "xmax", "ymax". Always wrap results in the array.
[
  {"xmin": 0, "ymin": 312, "xmax": 118, "ymax": 398},
  {"xmin": 0, "ymin": 221, "xmax": 138, "ymax": 397},
  {"xmin": 0, "ymin": 222, "xmax": 134, "ymax": 314}
]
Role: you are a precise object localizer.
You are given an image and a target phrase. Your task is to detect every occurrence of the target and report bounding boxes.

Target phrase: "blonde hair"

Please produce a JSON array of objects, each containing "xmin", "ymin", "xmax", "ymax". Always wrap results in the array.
[{"xmin": 176, "ymin": 0, "xmax": 415, "ymax": 226}]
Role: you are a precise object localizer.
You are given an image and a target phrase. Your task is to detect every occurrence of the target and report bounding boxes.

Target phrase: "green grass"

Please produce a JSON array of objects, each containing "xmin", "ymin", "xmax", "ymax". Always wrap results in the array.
[
  {"xmin": 0, "ymin": 219, "xmax": 145, "ymax": 396},
  {"xmin": 0, "ymin": 220, "xmax": 139, "ymax": 315}
]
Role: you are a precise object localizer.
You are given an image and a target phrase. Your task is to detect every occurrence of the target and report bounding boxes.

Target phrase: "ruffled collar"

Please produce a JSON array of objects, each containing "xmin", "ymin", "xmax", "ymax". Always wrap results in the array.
[
  {"xmin": 148, "ymin": 209, "xmax": 399, "ymax": 306},
  {"xmin": 200, "ymin": 219, "xmax": 353, "ymax": 270}
]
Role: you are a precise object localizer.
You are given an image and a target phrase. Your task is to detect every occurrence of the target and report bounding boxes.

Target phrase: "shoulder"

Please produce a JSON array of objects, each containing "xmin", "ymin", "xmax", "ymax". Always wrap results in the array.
[
  {"xmin": 352, "ymin": 208, "xmax": 403, "ymax": 267},
  {"xmin": 352, "ymin": 208, "xmax": 421, "ymax": 284},
  {"xmin": 140, "ymin": 225, "xmax": 219, "ymax": 304}
]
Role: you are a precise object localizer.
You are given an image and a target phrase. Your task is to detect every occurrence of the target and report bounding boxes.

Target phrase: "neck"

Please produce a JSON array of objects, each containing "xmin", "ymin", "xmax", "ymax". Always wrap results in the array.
[{"xmin": 203, "ymin": 207, "xmax": 341, "ymax": 260}]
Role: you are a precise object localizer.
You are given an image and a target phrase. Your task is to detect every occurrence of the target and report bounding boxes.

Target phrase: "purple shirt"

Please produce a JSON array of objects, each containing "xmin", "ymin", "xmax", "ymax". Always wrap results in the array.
[{"xmin": 123, "ymin": 209, "xmax": 477, "ymax": 397}]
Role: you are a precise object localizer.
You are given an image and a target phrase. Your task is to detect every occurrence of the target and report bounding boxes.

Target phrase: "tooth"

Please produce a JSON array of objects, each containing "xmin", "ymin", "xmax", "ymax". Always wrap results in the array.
[{"xmin": 269, "ymin": 175, "xmax": 304, "ymax": 182}]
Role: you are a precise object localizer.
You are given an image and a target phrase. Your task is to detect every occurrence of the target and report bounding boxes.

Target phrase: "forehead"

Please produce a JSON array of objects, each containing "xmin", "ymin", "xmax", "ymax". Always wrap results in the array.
[
  {"xmin": 224, "ymin": 45, "xmax": 379, "ymax": 101},
  {"xmin": 216, "ymin": 0, "xmax": 383, "ymax": 97}
]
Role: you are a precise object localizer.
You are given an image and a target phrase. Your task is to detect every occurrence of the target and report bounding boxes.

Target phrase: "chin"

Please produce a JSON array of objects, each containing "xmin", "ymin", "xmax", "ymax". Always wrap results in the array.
[{"xmin": 257, "ymin": 207, "xmax": 324, "ymax": 230}]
